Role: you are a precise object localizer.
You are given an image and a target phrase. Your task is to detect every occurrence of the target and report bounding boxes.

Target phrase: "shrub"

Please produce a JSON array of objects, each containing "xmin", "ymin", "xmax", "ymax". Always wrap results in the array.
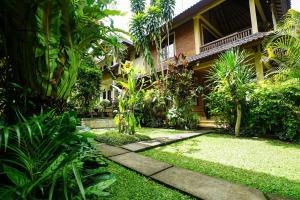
[
  {"xmin": 0, "ymin": 111, "xmax": 115, "ymax": 199},
  {"xmin": 138, "ymin": 88, "xmax": 167, "ymax": 128},
  {"xmin": 95, "ymin": 131, "xmax": 151, "ymax": 146},
  {"xmin": 247, "ymin": 80, "xmax": 300, "ymax": 141}
]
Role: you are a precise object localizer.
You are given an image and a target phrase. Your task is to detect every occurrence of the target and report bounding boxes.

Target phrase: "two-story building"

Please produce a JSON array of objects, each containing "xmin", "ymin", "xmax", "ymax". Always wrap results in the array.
[{"xmin": 101, "ymin": 0, "xmax": 291, "ymax": 127}]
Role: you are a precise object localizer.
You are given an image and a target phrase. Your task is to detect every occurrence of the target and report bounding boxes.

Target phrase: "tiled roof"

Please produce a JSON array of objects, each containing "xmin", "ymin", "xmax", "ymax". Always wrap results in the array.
[{"xmin": 188, "ymin": 32, "xmax": 270, "ymax": 63}]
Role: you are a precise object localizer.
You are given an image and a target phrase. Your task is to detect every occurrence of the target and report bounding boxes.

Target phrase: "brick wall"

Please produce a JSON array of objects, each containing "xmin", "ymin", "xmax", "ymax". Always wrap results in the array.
[{"xmin": 174, "ymin": 20, "xmax": 196, "ymax": 57}]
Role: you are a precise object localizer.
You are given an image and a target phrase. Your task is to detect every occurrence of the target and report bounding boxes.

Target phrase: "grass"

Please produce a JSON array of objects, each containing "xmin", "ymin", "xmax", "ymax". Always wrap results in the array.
[
  {"xmin": 92, "ymin": 127, "xmax": 193, "ymax": 139},
  {"xmin": 141, "ymin": 133, "xmax": 300, "ymax": 199},
  {"xmin": 104, "ymin": 160, "xmax": 194, "ymax": 200},
  {"xmin": 95, "ymin": 131, "xmax": 151, "ymax": 146}
]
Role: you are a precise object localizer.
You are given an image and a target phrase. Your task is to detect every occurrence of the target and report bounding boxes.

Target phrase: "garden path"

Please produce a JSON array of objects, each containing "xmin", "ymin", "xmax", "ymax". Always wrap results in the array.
[{"xmin": 96, "ymin": 131, "xmax": 289, "ymax": 200}]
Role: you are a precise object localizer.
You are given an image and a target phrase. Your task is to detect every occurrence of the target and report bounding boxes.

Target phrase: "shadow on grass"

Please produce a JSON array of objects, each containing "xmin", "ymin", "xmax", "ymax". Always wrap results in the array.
[{"xmin": 142, "ymin": 150, "xmax": 300, "ymax": 200}]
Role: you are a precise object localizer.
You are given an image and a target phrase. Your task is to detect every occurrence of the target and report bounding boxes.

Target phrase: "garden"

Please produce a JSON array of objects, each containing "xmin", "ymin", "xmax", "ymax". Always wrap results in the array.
[{"xmin": 0, "ymin": 0, "xmax": 300, "ymax": 200}]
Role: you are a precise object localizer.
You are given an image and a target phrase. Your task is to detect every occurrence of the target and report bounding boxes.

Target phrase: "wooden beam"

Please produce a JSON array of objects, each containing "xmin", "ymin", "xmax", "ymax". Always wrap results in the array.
[
  {"xmin": 193, "ymin": 17, "xmax": 201, "ymax": 54},
  {"xmin": 196, "ymin": 0, "xmax": 226, "ymax": 15},
  {"xmin": 270, "ymin": 1, "xmax": 278, "ymax": 29},
  {"xmin": 254, "ymin": 0, "xmax": 267, "ymax": 23},
  {"xmin": 201, "ymin": 24, "xmax": 219, "ymax": 39},
  {"xmin": 199, "ymin": 15, "xmax": 223, "ymax": 38},
  {"xmin": 255, "ymin": 48, "xmax": 264, "ymax": 84},
  {"xmin": 249, "ymin": 0, "xmax": 258, "ymax": 33}
]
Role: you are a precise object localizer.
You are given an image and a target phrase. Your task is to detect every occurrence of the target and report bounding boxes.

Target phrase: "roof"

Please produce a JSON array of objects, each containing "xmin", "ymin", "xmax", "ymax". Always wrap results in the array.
[
  {"xmin": 188, "ymin": 32, "xmax": 270, "ymax": 63},
  {"xmin": 172, "ymin": 0, "xmax": 291, "ymax": 27}
]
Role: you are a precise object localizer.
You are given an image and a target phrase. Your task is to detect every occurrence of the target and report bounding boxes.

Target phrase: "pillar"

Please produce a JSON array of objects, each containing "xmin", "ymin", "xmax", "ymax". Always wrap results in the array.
[
  {"xmin": 255, "ymin": 48, "xmax": 264, "ymax": 84},
  {"xmin": 194, "ymin": 16, "xmax": 201, "ymax": 54},
  {"xmin": 249, "ymin": 0, "xmax": 258, "ymax": 33}
]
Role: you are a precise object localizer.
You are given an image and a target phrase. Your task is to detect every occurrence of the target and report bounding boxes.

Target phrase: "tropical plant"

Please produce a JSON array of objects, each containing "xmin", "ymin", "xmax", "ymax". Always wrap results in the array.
[
  {"xmin": 0, "ymin": 0, "xmax": 122, "ymax": 117},
  {"xmin": 247, "ymin": 79, "xmax": 300, "ymax": 141},
  {"xmin": 208, "ymin": 48, "xmax": 255, "ymax": 136},
  {"xmin": 165, "ymin": 53, "xmax": 199, "ymax": 129},
  {"xmin": 129, "ymin": 0, "xmax": 176, "ymax": 77},
  {"xmin": 69, "ymin": 56, "xmax": 102, "ymax": 114},
  {"xmin": 113, "ymin": 62, "xmax": 145, "ymax": 135},
  {"xmin": 0, "ymin": 111, "xmax": 115, "ymax": 200},
  {"xmin": 264, "ymin": 9, "xmax": 300, "ymax": 80}
]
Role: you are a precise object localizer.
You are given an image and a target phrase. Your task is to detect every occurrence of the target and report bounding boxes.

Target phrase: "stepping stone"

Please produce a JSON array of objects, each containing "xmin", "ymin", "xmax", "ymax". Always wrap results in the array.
[
  {"xmin": 96, "ymin": 144, "xmax": 129, "ymax": 157},
  {"xmin": 155, "ymin": 131, "xmax": 208, "ymax": 144},
  {"xmin": 121, "ymin": 142, "xmax": 150, "ymax": 151},
  {"xmin": 110, "ymin": 152, "xmax": 172, "ymax": 176},
  {"xmin": 122, "ymin": 140, "xmax": 162, "ymax": 151},
  {"xmin": 151, "ymin": 167, "xmax": 266, "ymax": 200}
]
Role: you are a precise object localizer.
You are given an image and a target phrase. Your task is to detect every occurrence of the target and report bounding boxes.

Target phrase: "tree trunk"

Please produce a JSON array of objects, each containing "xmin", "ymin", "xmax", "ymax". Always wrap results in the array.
[{"xmin": 235, "ymin": 103, "xmax": 242, "ymax": 137}]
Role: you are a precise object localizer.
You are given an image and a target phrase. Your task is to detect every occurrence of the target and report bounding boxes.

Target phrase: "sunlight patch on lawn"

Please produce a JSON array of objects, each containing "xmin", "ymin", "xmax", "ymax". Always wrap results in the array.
[{"xmin": 152, "ymin": 134, "xmax": 300, "ymax": 182}]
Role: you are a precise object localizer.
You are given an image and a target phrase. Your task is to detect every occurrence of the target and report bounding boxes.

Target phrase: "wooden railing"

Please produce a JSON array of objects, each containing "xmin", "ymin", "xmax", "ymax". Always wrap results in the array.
[{"xmin": 199, "ymin": 28, "xmax": 252, "ymax": 52}]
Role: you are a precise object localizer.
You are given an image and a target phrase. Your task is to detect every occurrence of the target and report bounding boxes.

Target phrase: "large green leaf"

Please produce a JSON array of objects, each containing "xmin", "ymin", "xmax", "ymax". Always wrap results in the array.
[{"xmin": 3, "ymin": 165, "xmax": 30, "ymax": 187}]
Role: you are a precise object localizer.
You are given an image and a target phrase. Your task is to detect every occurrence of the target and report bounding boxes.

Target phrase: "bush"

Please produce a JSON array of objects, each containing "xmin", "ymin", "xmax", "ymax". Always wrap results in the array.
[
  {"xmin": 247, "ymin": 80, "xmax": 300, "ymax": 141},
  {"xmin": 95, "ymin": 131, "xmax": 151, "ymax": 146},
  {"xmin": 0, "ymin": 111, "xmax": 115, "ymax": 199},
  {"xmin": 137, "ymin": 88, "xmax": 167, "ymax": 128}
]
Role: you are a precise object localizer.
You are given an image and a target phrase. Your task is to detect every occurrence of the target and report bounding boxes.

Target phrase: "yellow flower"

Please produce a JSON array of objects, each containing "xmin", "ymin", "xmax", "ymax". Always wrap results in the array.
[{"xmin": 122, "ymin": 61, "xmax": 133, "ymax": 74}]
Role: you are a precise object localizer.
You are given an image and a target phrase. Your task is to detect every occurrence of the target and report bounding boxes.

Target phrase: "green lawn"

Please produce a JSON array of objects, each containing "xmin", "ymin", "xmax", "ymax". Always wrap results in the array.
[
  {"xmin": 141, "ymin": 133, "xmax": 300, "ymax": 199},
  {"xmin": 92, "ymin": 127, "xmax": 193, "ymax": 145},
  {"xmin": 104, "ymin": 160, "xmax": 194, "ymax": 200}
]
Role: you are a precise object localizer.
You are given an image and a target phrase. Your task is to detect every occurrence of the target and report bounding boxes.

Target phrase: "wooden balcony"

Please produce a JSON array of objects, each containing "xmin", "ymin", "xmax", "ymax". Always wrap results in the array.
[{"xmin": 199, "ymin": 28, "xmax": 252, "ymax": 53}]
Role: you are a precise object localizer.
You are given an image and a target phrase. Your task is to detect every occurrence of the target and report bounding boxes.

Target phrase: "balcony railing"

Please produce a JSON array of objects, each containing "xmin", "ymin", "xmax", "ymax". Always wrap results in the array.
[{"xmin": 199, "ymin": 28, "xmax": 252, "ymax": 53}]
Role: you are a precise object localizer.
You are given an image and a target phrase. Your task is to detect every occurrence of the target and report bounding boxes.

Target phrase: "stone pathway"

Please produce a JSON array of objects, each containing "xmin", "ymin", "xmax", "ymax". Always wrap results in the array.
[
  {"xmin": 121, "ymin": 130, "xmax": 211, "ymax": 152},
  {"xmin": 96, "ymin": 131, "xmax": 290, "ymax": 200}
]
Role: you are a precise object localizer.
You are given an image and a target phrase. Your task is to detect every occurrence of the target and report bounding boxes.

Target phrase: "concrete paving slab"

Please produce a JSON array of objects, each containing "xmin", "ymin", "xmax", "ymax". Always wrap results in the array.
[
  {"xmin": 151, "ymin": 167, "xmax": 266, "ymax": 200},
  {"xmin": 155, "ymin": 131, "xmax": 210, "ymax": 144},
  {"xmin": 96, "ymin": 143, "xmax": 129, "ymax": 157},
  {"xmin": 121, "ymin": 142, "xmax": 150, "ymax": 151},
  {"xmin": 121, "ymin": 140, "xmax": 163, "ymax": 151},
  {"xmin": 110, "ymin": 152, "xmax": 172, "ymax": 176}
]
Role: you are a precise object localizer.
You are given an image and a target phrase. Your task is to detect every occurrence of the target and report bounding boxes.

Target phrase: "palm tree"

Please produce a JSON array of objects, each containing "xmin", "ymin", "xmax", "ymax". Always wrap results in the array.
[
  {"xmin": 264, "ymin": 9, "xmax": 300, "ymax": 80},
  {"xmin": 208, "ymin": 48, "xmax": 254, "ymax": 136}
]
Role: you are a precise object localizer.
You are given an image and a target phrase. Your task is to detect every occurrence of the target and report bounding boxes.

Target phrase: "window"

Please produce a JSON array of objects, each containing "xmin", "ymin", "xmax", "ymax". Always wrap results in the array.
[
  {"xmin": 107, "ymin": 90, "xmax": 111, "ymax": 101},
  {"xmin": 102, "ymin": 91, "xmax": 106, "ymax": 99},
  {"xmin": 161, "ymin": 34, "xmax": 175, "ymax": 60}
]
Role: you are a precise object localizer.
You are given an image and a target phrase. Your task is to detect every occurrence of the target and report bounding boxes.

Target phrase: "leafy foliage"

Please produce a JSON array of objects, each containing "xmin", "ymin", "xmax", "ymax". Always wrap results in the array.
[
  {"xmin": 165, "ymin": 54, "xmax": 199, "ymax": 129},
  {"xmin": 0, "ymin": 111, "xmax": 115, "ymax": 199},
  {"xmin": 264, "ymin": 9, "xmax": 300, "ymax": 80},
  {"xmin": 207, "ymin": 48, "xmax": 255, "ymax": 136},
  {"xmin": 114, "ymin": 62, "xmax": 145, "ymax": 135},
  {"xmin": 96, "ymin": 131, "xmax": 150, "ymax": 146},
  {"xmin": 247, "ymin": 79, "xmax": 300, "ymax": 141},
  {"xmin": 69, "ymin": 56, "xmax": 102, "ymax": 114},
  {"xmin": 129, "ymin": 0, "xmax": 176, "ymax": 76},
  {"xmin": 137, "ymin": 54, "xmax": 199, "ymax": 129},
  {"xmin": 0, "ymin": 0, "xmax": 122, "ymax": 117}
]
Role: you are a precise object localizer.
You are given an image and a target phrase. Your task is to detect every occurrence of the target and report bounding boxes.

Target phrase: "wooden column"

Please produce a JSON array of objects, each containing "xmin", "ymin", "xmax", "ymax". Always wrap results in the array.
[
  {"xmin": 249, "ymin": 0, "xmax": 258, "ymax": 33},
  {"xmin": 255, "ymin": 48, "xmax": 264, "ymax": 84},
  {"xmin": 194, "ymin": 16, "xmax": 201, "ymax": 54},
  {"xmin": 271, "ymin": 1, "xmax": 277, "ymax": 29}
]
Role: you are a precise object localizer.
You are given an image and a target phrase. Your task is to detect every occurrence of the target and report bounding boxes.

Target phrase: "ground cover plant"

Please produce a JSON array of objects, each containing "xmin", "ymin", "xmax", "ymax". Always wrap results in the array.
[
  {"xmin": 92, "ymin": 127, "xmax": 191, "ymax": 145},
  {"xmin": 142, "ymin": 133, "xmax": 300, "ymax": 199},
  {"xmin": 95, "ymin": 130, "xmax": 151, "ymax": 146}
]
